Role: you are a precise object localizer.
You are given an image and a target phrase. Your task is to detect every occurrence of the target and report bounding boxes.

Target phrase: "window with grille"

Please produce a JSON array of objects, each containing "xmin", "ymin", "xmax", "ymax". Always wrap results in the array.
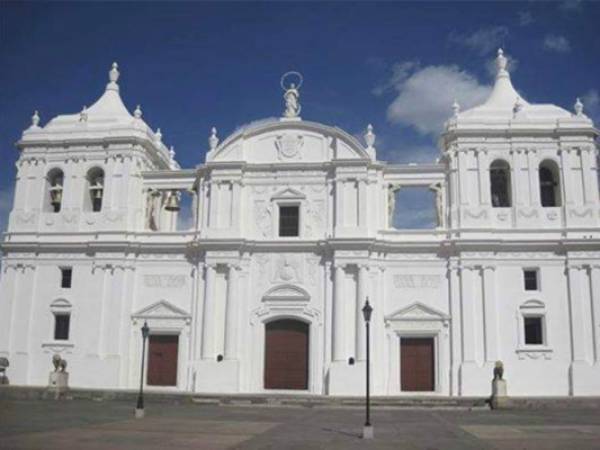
[
  {"xmin": 524, "ymin": 316, "xmax": 543, "ymax": 345},
  {"xmin": 279, "ymin": 205, "xmax": 299, "ymax": 237},
  {"xmin": 54, "ymin": 314, "xmax": 70, "ymax": 341},
  {"xmin": 60, "ymin": 267, "xmax": 72, "ymax": 289},
  {"xmin": 523, "ymin": 269, "xmax": 538, "ymax": 291}
]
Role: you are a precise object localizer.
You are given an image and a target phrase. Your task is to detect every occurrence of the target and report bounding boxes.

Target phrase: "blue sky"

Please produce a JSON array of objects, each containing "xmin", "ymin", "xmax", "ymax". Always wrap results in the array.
[{"xmin": 1, "ymin": 1, "xmax": 599, "ymax": 230}]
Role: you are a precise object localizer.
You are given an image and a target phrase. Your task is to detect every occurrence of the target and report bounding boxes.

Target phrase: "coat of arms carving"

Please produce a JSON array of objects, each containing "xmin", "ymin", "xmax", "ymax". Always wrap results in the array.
[{"xmin": 275, "ymin": 134, "xmax": 303, "ymax": 160}]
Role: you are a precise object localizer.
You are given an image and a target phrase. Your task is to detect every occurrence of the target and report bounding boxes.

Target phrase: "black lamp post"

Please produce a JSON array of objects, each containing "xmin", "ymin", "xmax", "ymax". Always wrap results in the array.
[
  {"xmin": 135, "ymin": 321, "xmax": 150, "ymax": 418},
  {"xmin": 361, "ymin": 298, "xmax": 373, "ymax": 439}
]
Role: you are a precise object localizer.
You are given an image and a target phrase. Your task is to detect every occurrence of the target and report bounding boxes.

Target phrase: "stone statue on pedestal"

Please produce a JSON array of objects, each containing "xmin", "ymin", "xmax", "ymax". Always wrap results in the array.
[
  {"xmin": 48, "ymin": 354, "xmax": 69, "ymax": 399},
  {"xmin": 491, "ymin": 360, "xmax": 508, "ymax": 409},
  {"xmin": 0, "ymin": 357, "xmax": 9, "ymax": 385}
]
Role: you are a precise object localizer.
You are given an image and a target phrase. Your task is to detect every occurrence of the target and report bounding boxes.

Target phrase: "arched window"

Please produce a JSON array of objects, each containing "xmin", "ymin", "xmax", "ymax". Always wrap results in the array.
[
  {"xmin": 86, "ymin": 167, "xmax": 104, "ymax": 212},
  {"xmin": 490, "ymin": 160, "xmax": 511, "ymax": 207},
  {"xmin": 539, "ymin": 160, "xmax": 561, "ymax": 207},
  {"xmin": 46, "ymin": 168, "xmax": 64, "ymax": 213}
]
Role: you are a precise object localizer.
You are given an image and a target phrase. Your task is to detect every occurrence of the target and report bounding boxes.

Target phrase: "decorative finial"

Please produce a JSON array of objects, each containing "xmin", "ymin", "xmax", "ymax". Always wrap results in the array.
[
  {"xmin": 107, "ymin": 62, "xmax": 120, "ymax": 91},
  {"xmin": 169, "ymin": 145, "xmax": 176, "ymax": 160},
  {"xmin": 574, "ymin": 97, "xmax": 584, "ymax": 116},
  {"xmin": 134, "ymin": 104, "xmax": 142, "ymax": 119},
  {"xmin": 109, "ymin": 62, "xmax": 119, "ymax": 82},
  {"xmin": 496, "ymin": 48, "xmax": 507, "ymax": 75},
  {"xmin": 209, "ymin": 127, "xmax": 219, "ymax": 150},
  {"xmin": 79, "ymin": 105, "xmax": 88, "ymax": 122},
  {"xmin": 452, "ymin": 99, "xmax": 460, "ymax": 117},
  {"xmin": 31, "ymin": 110, "xmax": 40, "ymax": 128},
  {"xmin": 155, "ymin": 128, "xmax": 162, "ymax": 143},
  {"xmin": 364, "ymin": 124, "xmax": 376, "ymax": 148},
  {"xmin": 280, "ymin": 71, "xmax": 303, "ymax": 119}
]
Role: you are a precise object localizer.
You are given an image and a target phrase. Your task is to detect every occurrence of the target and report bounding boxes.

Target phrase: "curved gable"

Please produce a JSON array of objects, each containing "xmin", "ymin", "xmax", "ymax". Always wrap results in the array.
[{"xmin": 207, "ymin": 120, "xmax": 371, "ymax": 164}]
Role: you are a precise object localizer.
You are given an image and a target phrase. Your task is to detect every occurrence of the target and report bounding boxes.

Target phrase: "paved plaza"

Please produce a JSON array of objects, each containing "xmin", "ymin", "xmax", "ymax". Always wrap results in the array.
[{"xmin": 1, "ymin": 399, "xmax": 600, "ymax": 449}]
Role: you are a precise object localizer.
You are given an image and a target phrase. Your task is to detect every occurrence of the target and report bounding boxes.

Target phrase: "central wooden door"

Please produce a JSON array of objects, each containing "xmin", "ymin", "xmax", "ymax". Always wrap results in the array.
[
  {"xmin": 264, "ymin": 319, "xmax": 309, "ymax": 390},
  {"xmin": 401, "ymin": 337, "xmax": 434, "ymax": 391},
  {"xmin": 147, "ymin": 335, "xmax": 179, "ymax": 386}
]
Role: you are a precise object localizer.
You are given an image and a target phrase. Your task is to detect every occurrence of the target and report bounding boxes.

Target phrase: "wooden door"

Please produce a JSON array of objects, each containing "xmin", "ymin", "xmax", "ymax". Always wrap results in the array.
[
  {"xmin": 264, "ymin": 319, "xmax": 309, "ymax": 390},
  {"xmin": 147, "ymin": 335, "xmax": 179, "ymax": 386},
  {"xmin": 401, "ymin": 337, "xmax": 434, "ymax": 392}
]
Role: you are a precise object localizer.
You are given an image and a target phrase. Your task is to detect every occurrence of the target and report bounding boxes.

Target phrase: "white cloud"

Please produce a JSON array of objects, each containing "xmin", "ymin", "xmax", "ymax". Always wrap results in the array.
[
  {"xmin": 372, "ymin": 61, "xmax": 419, "ymax": 96},
  {"xmin": 581, "ymin": 89, "xmax": 600, "ymax": 122},
  {"xmin": 0, "ymin": 186, "xmax": 14, "ymax": 234},
  {"xmin": 517, "ymin": 11, "xmax": 533, "ymax": 26},
  {"xmin": 379, "ymin": 145, "xmax": 439, "ymax": 165},
  {"xmin": 448, "ymin": 26, "xmax": 508, "ymax": 55},
  {"xmin": 559, "ymin": 0, "xmax": 583, "ymax": 12},
  {"xmin": 383, "ymin": 63, "xmax": 492, "ymax": 136},
  {"xmin": 543, "ymin": 35, "xmax": 571, "ymax": 53},
  {"xmin": 234, "ymin": 117, "xmax": 279, "ymax": 134},
  {"xmin": 581, "ymin": 89, "xmax": 599, "ymax": 109}
]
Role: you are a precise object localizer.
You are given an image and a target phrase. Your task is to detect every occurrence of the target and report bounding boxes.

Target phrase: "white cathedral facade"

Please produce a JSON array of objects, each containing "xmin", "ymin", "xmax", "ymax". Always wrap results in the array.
[{"xmin": 1, "ymin": 50, "xmax": 599, "ymax": 397}]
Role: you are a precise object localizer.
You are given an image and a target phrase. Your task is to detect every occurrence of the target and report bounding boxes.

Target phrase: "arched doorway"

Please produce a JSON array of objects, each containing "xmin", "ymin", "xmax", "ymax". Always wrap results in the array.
[{"xmin": 264, "ymin": 319, "xmax": 309, "ymax": 390}]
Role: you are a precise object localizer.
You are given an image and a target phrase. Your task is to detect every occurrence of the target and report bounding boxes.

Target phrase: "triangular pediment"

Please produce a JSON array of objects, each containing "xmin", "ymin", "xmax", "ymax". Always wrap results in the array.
[
  {"xmin": 385, "ymin": 302, "xmax": 449, "ymax": 322},
  {"xmin": 271, "ymin": 188, "xmax": 306, "ymax": 201},
  {"xmin": 262, "ymin": 284, "xmax": 310, "ymax": 302},
  {"xmin": 132, "ymin": 300, "xmax": 190, "ymax": 319}
]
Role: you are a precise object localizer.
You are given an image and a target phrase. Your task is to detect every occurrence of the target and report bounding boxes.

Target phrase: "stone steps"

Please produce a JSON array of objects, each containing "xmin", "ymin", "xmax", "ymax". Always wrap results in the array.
[{"xmin": 2, "ymin": 386, "xmax": 600, "ymax": 410}]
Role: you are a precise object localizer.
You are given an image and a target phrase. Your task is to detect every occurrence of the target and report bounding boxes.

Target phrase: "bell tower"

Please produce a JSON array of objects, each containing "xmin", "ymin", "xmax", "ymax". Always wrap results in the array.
[{"xmin": 9, "ymin": 63, "xmax": 176, "ymax": 235}]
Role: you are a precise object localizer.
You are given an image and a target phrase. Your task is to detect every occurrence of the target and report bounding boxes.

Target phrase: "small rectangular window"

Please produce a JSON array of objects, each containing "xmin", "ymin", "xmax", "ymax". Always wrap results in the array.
[
  {"xmin": 279, "ymin": 205, "xmax": 299, "ymax": 237},
  {"xmin": 54, "ymin": 314, "xmax": 70, "ymax": 341},
  {"xmin": 523, "ymin": 269, "xmax": 538, "ymax": 291},
  {"xmin": 61, "ymin": 267, "xmax": 72, "ymax": 289},
  {"xmin": 524, "ymin": 316, "xmax": 544, "ymax": 345}
]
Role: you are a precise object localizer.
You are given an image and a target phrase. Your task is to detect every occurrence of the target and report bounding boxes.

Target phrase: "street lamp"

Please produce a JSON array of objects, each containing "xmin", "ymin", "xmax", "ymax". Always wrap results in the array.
[
  {"xmin": 135, "ymin": 321, "xmax": 150, "ymax": 419},
  {"xmin": 361, "ymin": 298, "xmax": 373, "ymax": 439}
]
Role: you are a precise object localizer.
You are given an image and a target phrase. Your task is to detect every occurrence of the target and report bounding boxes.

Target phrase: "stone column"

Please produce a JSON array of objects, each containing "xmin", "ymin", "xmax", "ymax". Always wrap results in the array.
[
  {"xmin": 526, "ymin": 149, "xmax": 540, "ymax": 206},
  {"xmin": 580, "ymin": 147, "xmax": 597, "ymax": 205},
  {"xmin": 459, "ymin": 265, "xmax": 476, "ymax": 363},
  {"xmin": 589, "ymin": 265, "xmax": 600, "ymax": 364},
  {"xmin": 224, "ymin": 265, "xmax": 239, "ymax": 360},
  {"xmin": 481, "ymin": 266, "xmax": 499, "ymax": 362},
  {"xmin": 335, "ymin": 180, "xmax": 344, "ymax": 229},
  {"xmin": 358, "ymin": 180, "xmax": 367, "ymax": 229},
  {"xmin": 566, "ymin": 264, "xmax": 587, "ymax": 363},
  {"xmin": 231, "ymin": 181, "xmax": 242, "ymax": 232},
  {"xmin": 559, "ymin": 148, "xmax": 574, "ymax": 205},
  {"xmin": 458, "ymin": 150, "xmax": 469, "ymax": 206},
  {"xmin": 201, "ymin": 264, "xmax": 217, "ymax": 359},
  {"xmin": 333, "ymin": 264, "xmax": 345, "ymax": 361},
  {"xmin": 356, "ymin": 265, "xmax": 368, "ymax": 361},
  {"xmin": 476, "ymin": 148, "xmax": 490, "ymax": 205},
  {"xmin": 190, "ymin": 189, "xmax": 198, "ymax": 230},
  {"xmin": 448, "ymin": 262, "xmax": 461, "ymax": 396},
  {"xmin": 510, "ymin": 149, "xmax": 521, "ymax": 206}
]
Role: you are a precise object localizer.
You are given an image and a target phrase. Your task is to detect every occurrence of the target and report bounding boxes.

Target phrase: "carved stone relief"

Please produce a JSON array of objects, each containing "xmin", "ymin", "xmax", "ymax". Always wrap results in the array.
[
  {"xmin": 275, "ymin": 134, "xmax": 304, "ymax": 161},
  {"xmin": 272, "ymin": 254, "xmax": 304, "ymax": 284},
  {"xmin": 254, "ymin": 200, "xmax": 272, "ymax": 238},
  {"xmin": 143, "ymin": 275, "xmax": 186, "ymax": 288},
  {"xmin": 393, "ymin": 274, "xmax": 442, "ymax": 289}
]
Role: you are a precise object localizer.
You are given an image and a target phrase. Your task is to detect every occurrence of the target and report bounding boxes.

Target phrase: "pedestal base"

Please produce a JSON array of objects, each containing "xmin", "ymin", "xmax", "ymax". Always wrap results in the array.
[
  {"xmin": 491, "ymin": 379, "xmax": 508, "ymax": 410},
  {"xmin": 48, "ymin": 371, "xmax": 69, "ymax": 399},
  {"xmin": 135, "ymin": 408, "xmax": 145, "ymax": 419},
  {"xmin": 362, "ymin": 425, "xmax": 374, "ymax": 439}
]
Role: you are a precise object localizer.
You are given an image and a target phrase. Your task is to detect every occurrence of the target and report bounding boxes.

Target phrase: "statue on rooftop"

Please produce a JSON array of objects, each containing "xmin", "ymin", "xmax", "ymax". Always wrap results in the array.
[{"xmin": 281, "ymin": 71, "xmax": 303, "ymax": 118}]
